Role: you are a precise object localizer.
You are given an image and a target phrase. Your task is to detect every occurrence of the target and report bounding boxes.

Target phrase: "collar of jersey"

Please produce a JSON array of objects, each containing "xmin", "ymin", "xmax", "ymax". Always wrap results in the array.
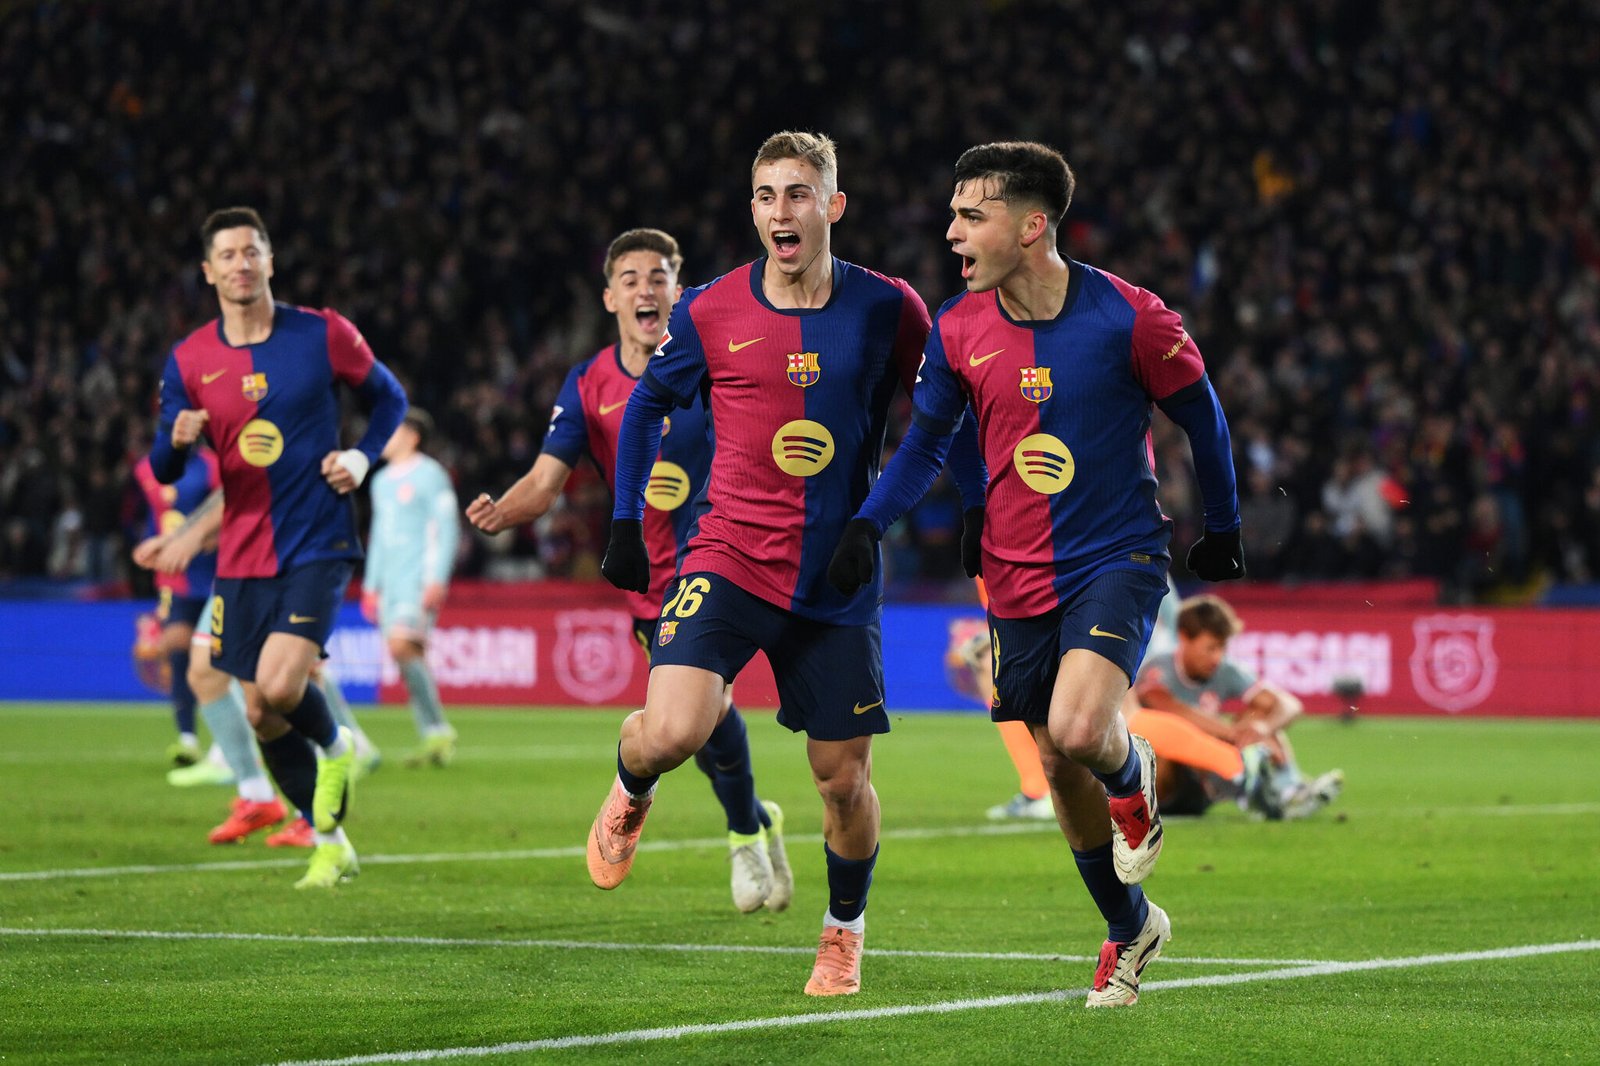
[
  {"xmin": 748, "ymin": 257, "xmax": 845, "ymax": 316},
  {"xmin": 214, "ymin": 302, "xmax": 283, "ymax": 349},
  {"xmin": 992, "ymin": 259, "xmax": 1084, "ymax": 331}
]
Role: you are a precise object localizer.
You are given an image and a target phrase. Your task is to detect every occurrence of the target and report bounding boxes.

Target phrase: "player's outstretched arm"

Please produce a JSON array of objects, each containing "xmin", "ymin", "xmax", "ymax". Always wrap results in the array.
[
  {"xmin": 1156, "ymin": 375, "xmax": 1245, "ymax": 581},
  {"xmin": 466, "ymin": 454, "xmax": 575, "ymax": 534}
]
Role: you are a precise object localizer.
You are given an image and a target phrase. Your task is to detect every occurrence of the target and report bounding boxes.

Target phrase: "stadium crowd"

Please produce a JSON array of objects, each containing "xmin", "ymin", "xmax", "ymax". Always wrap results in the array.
[{"xmin": 3, "ymin": 0, "xmax": 1599, "ymax": 603}]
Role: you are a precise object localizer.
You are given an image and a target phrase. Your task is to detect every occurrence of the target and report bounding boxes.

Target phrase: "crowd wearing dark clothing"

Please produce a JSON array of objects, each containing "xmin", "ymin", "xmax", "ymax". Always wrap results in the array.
[{"xmin": 3, "ymin": 0, "xmax": 1599, "ymax": 604}]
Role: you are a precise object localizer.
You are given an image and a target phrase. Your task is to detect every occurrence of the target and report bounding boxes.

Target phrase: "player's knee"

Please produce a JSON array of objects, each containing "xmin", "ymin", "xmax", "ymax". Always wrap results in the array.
[
  {"xmin": 812, "ymin": 757, "xmax": 871, "ymax": 810},
  {"xmin": 387, "ymin": 635, "xmax": 422, "ymax": 663},
  {"xmin": 1051, "ymin": 715, "xmax": 1117, "ymax": 765},
  {"xmin": 643, "ymin": 719, "xmax": 704, "ymax": 768},
  {"xmin": 255, "ymin": 672, "xmax": 305, "ymax": 713},
  {"xmin": 186, "ymin": 658, "xmax": 226, "ymax": 702}
]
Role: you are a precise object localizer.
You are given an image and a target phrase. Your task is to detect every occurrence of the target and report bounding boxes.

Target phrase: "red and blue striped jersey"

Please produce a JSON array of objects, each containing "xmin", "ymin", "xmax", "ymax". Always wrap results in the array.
[
  {"xmin": 638, "ymin": 258, "xmax": 929, "ymax": 625},
  {"xmin": 543, "ymin": 344, "xmax": 710, "ymax": 618},
  {"xmin": 912, "ymin": 262, "xmax": 1207, "ymax": 618},
  {"xmin": 133, "ymin": 450, "xmax": 220, "ymax": 597},
  {"xmin": 152, "ymin": 303, "xmax": 405, "ymax": 578}
]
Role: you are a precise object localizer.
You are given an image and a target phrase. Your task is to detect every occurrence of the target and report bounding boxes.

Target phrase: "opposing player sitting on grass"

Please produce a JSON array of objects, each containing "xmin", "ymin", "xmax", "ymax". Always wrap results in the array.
[
  {"xmin": 131, "ymin": 446, "xmax": 221, "ymax": 768},
  {"xmin": 1135, "ymin": 594, "xmax": 1344, "ymax": 819},
  {"xmin": 595, "ymin": 134, "xmax": 985, "ymax": 996},
  {"xmin": 150, "ymin": 207, "xmax": 406, "ymax": 887},
  {"xmin": 363, "ymin": 408, "xmax": 461, "ymax": 769},
  {"xmin": 830, "ymin": 141, "xmax": 1245, "ymax": 1007},
  {"xmin": 468, "ymin": 227, "xmax": 793, "ymax": 915}
]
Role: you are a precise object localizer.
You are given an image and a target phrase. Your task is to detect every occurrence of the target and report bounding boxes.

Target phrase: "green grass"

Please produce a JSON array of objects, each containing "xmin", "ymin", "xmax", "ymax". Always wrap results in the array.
[{"xmin": 2, "ymin": 704, "xmax": 1598, "ymax": 1065}]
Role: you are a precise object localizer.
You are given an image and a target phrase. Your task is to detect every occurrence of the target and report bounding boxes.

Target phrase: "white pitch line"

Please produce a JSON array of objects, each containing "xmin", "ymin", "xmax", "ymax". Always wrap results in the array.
[
  {"xmin": 0, "ymin": 926, "xmax": 1324, "ymax": 968},
  {"xmin": 0, "ymin": 822, "xmax": 1063, "ymax": 882},
  {"xmin": 6, "ymin": 798, "xmax": 1598, "ymax": 883},
  {"xmin": 266, "ymin": 939, "xmax": 1600, "ymax": 1065}
]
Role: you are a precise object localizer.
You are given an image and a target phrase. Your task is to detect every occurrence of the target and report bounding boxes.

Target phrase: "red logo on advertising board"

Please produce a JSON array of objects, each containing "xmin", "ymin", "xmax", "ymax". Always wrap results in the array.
[
  {"xmin": 552, "ymin": 610, "xmax": 635, "ymax": 704},
  {"xmin": 1410, "ymin": 615, "xmax": 1498, "ymax": 713}
]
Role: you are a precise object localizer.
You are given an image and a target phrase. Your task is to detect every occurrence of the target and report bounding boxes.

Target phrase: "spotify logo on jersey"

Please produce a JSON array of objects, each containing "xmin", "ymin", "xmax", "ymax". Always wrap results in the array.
[
  {"xmin": 645, "ymin": 461, "xmax": 691, "ymax": 510},
  {"xmin": 1012, "ymin": 433, "xmax": 1075, "ymax": 494},
  {"xmin": 771, "ymin": 420, "xmax": 835, "ymax": 476},
  {"xmin": 238, "ymin": 419, "xmax": 284, "ymax": 467}
]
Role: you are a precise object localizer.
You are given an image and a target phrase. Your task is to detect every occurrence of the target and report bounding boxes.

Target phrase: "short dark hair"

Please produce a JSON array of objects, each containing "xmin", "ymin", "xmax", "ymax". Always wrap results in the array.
[
  {"xmin": 952, "ymin": 142, "xmax": 1075, "ymax": 227},
  {"xmin": 1177, "ymin": 595, "xmax": 1243, "ymax": 641},
  {"xmin": 402, "ymin": 407, "xmax": 434, "ymax": 447},
  {"xmin": 604, "ymin": 228, "xmax": 683, "ymax": 283},
  {"xmin": 201, "ymin": 207, "xmax": 270, "ymax": 254}
]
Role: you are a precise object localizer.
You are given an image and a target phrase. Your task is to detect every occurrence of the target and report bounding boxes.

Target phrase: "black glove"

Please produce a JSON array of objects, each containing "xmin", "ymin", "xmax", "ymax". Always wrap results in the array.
[
  {"xmin": 828, "ymin": 518, "xmax": 880, "ymax": 595},
  {"xmin": 960, "ymin": 507, "xmax": 984, "ymax": 578},
  {"xmin": 600, "ymin": 518, "xmax": 650, "ymax": 593},
  {"xmin": 1186, "ymin": 527, "xmax": 1246, "ymax": 581}
]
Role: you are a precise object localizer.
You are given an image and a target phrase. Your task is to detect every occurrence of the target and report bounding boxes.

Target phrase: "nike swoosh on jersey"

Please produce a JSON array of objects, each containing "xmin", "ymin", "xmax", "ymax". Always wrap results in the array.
[
  {"xmin": 728, "ymin": 337, "xmax": 765, "ymax": 352},
  {"xmin": 201, "ymin": 369, "xmax": 227, "ymax": 384},
  {"xmin": 599, "ymin": 400, "xmax": 628, "ymax": 416},
  {"xmin": 1089, "ymin": 625, "xmax": 1128, "ymax": 641},
  {"xmin": 968, "ymin": 349, "xmax": 1004, "ymax": 367},
  {"xmin": 288, "ymin": 614, "xmax": 318, "ymax": 624},
  {"xmin": 853, "ymin": 699, "xmax": 884, "ymax": 715}
]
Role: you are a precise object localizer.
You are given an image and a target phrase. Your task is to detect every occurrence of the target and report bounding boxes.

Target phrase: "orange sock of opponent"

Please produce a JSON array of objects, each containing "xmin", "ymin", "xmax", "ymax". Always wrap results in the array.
[
  {"xmin": 977, "ymin": 578, "xmax": 1051, "ymax": 801},
  {"xmin": 1126, "ymin": 707, "xmax": 1245, "ymax": 780}
]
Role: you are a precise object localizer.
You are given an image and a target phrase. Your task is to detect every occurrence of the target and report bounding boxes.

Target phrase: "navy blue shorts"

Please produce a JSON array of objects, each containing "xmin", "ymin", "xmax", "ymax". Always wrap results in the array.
[
  {"xmin": 648, "ymin": 572, "xmax": 887, "ymax": 741},
  {"xmin": 159, "ymin": 590, "xmax": 208, "ymax": 629},
  {"xmin": 210, "ymin": 560, "xmax": 352, "ymax": 683},
  {"xmin": 990, "ymin": 564, "xmax": 1170, "ymax": 725}
]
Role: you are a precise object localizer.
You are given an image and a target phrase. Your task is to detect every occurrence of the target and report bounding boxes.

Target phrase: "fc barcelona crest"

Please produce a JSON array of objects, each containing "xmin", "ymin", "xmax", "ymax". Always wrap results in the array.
[
  {"xmin": 658, "ymin": 620, "xmax": 679, "ymax": 646},
  {"xmin": 241, "ymin": 372, "xmax": 268, "ymax": 402},
  {"xmin": 1019, "ymin": 366, "xmax": 1052, "ymax": 403},
  {"xmin": 786, "ymin": 352, "xmax": 821, "ymax": 387}
]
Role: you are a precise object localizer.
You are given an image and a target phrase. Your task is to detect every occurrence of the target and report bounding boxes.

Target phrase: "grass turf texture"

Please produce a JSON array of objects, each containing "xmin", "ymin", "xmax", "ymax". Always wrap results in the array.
[{"xmin": 1, "ymin": 703, "xmax": 1597, "ymax": 1065}]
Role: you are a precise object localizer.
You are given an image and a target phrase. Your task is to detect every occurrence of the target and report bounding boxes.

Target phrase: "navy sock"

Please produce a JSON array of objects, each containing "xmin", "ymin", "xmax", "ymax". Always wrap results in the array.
[
  {"xmin": 617, "ymin": 745, "xmax": 659, "ymax": 797},
  {"xmin": 824, "ymin": 843, "xmax": 877, "ymax": 923},
  {"xmin": 169, "ymin": 651, "xmax": 196, "ymax": 735},
  {"xmin": 283, "ymin": 682, "xmax": 338, "ymax": 749},
  {"xmin": 695, "ymin": 707, "xmax": 761, "ymax": 834},
  {"xmin": 1090, "ymin": 731, "xmax": 1143, "ymax": 798},
  {"xmin": 259, "ymin": 731, "xmax": 318, "ymax": 818},
  {"xmin": 1072, "ymin": 841, "xmax": 1148, "ymax": 941}
]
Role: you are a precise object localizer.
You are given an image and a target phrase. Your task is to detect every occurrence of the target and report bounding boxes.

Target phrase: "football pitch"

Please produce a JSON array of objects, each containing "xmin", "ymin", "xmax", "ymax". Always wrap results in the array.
[{"xmin": 3, "ymin": 703, "xmax": 1597, "ymax": 1065}]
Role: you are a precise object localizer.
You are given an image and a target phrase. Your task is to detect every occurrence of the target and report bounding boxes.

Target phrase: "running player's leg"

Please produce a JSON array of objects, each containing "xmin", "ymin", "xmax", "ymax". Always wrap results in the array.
[
  {"xmin": 385, "ymin": 596, "xmax": 453, "ymax": 766},
  {"xmin": 769, "ymin": 615, "xmax": 888, "ymax": 996},
  {"xmin": 970, "ymin": 577, "xmax": 1050, "ymax": 819},
  {"xmin": 314, "ymin": 661, "xmax": 380, "ymax": 774},
  {"xmin": 234, "ymin": 562, "xmax": 358, "ymax": 885},
  {"xmin": 1048, "ymin": 569, "xmax": 1170, "ymax": 885},
  {"xmin": 162, "ymin": 616, "xmax": 201, "ymax": 766},
  {"xmin": 589, "ymin": 574, "xmax": 769, "ymax": 892},
  {"xmin": 181, "ymin": 593, "xmax": 286, "ymax": 839},
  {"xmin": 588, "ymin": 664, "xmax": 726, "ymax": 889}
]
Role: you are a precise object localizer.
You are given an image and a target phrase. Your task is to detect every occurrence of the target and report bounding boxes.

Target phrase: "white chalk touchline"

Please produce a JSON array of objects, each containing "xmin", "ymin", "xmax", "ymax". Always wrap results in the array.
[
  {"xmin": 6, "ymin": 798, "xmax": 1598, "ymax": 883},
  {"xmin": 0, "ymin": 822, "xmax": 1067, "ymax": 882},
  {"xmin": 264, "ymin": 939, "xmax": 1600, "ymax": 1065},
  {"xmin": 0, "ymin": 926, "xmax": 1324, "ymax": 968}
]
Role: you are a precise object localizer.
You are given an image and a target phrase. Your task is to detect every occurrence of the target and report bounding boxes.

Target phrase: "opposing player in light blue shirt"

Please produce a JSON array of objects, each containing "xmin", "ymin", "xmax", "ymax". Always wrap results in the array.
[{"xmin": 363, "ymin": 409, "xmax": 461, "ymax": 766}]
